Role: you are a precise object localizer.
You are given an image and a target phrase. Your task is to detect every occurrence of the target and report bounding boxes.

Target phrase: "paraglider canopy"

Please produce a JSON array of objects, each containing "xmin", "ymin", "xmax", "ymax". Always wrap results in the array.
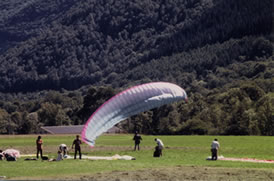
[{"xmin": 81, "ymin": 82, "xmax": 187, "ymax": 147}]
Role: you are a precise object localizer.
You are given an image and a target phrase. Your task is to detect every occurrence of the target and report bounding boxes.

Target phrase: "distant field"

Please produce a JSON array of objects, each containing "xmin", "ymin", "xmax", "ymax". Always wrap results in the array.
[{"xmin": 0, "ymin": 135, "xmax": 274, "ymax": 180}]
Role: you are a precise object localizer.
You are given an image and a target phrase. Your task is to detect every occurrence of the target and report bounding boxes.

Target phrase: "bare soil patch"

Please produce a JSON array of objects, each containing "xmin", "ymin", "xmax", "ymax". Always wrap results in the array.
[{"xmin": 57, "ymin": 166, "xmax": 274, "ymax": 181}]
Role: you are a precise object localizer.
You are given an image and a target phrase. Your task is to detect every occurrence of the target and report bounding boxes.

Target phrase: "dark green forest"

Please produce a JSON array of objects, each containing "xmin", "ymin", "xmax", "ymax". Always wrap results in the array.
[{"xmin": 0, "ymin": 0, "xmax": 273, "ymax": 135}]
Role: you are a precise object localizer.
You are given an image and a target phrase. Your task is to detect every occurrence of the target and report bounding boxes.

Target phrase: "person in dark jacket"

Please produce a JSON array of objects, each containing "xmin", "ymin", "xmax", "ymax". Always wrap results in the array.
[
  {"xmin": 0, "ymin": 150, "xmax": 4, "ymax": 160},
  {"xmin": 72, "ymin": 135, "xmax": 82, "ymax": 159},
  {"xmin": 133, "ymin": 131, "xmax": 142, "ymax": 151}
]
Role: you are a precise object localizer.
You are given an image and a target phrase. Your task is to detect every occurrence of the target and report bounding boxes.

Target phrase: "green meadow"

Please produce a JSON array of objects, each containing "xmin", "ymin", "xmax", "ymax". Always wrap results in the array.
[{"xmin": 0, "ymin": 135, "xmax": 274, "ymax": 180}]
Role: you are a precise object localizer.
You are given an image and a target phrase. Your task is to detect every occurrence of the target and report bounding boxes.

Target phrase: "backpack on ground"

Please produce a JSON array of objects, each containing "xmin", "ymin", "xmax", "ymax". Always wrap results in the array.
[
  {"xmin": 42, "ymin": 156, "xmax": 49, "ymax": 160},
  {"xmin": 5, "ymin": 154, "xmax": 16, "ymax": 161},
  {"xmin": 153, "ymin": 146, "xmax": 161, "ymax": 157}
]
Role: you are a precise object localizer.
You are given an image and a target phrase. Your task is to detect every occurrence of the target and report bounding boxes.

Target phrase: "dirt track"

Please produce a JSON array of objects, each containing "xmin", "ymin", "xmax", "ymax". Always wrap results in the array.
[{"xmin": 61, "ymin": 166, "xmax": 274, "ymax": 181}]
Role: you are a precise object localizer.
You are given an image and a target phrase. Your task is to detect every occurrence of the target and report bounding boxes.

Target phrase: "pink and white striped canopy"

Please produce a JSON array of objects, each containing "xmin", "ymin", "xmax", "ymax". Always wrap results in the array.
[{"xmin": 81, "ymin": 82, "xmax": 187, "ymax": 147}]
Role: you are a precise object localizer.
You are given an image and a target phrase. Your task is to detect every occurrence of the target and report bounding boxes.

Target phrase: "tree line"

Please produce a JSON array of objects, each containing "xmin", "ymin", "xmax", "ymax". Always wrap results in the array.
[{"xmin": 0, "ymin": 76, "xmax": 273, "ymax": 135}]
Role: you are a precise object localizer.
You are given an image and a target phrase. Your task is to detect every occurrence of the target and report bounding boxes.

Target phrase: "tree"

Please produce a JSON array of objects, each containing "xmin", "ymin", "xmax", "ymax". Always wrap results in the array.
[
  {"xmin": 78, "ymin": 86, "xmax": 116, "ymax": 123},
  {"xmin": 256, "ymin": 94, "xmax": 274, "ymax": 135},
  {"xmin": 0, "ymin": 108, "xmax": 10, "ymax": 134},
  {"xmin": 19, "ymin": 112, "xmax": 40, "ymax": 134},
  {"xmin": 38, "ymin": 102, "xmax": 70, "ymax": 126}
]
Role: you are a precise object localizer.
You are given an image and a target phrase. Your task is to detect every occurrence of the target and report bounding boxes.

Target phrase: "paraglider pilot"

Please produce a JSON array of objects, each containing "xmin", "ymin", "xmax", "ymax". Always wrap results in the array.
[
  {"xmin": 72, "ymin": 135, "xmax": 82, "ymax": 159},
  {"xmin": 133, "ymin": 131, "xmax": 142, "ymax": 151},
  {"xmin": 211, "ymin": 138, "xmax": 220, "ymax": 160},
  {"xmin": 36, "ymin": 136, "xmax": 43, "ymax": 159}
]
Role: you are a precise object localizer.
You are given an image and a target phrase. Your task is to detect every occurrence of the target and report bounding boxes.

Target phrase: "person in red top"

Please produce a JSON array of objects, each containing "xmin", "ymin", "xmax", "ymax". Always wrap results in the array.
[
  {"xmin": 36, "ymin": 136, "xmax": 43, "ymax": 159},
  {"xmin": 72, "ymin": 135, "xmax": 82, "ymax": 159}
]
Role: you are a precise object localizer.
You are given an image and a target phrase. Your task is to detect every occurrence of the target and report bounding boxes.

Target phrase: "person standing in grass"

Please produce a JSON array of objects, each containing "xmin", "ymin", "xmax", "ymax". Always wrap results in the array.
[
  {"xmin": 211, "ymin": 138, "xmax": 220, "ymax": 160},
  {"xmin": 72, "ymin": 135, "xmax": 82, "ymax": 159},
  {"xmin": 36, "ymin": 136, "xmax": 43, "ymax": 159},
  {"xmin": 133, "ymin": 131, "xmax": 142, "ymax": 151}
]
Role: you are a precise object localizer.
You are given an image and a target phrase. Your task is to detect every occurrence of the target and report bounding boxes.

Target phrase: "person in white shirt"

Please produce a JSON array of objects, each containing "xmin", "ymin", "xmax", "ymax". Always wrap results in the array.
[
  {"xmin": 59, "ymin": 144, "xmax": 68, "ymax": 157},
  {"xmin": 211, "ymin": 138, "xmax": 220, "ymax": 160},
  {"xmin": 154, "ymin": 138, "xmax": 164, "ymax": 157}
]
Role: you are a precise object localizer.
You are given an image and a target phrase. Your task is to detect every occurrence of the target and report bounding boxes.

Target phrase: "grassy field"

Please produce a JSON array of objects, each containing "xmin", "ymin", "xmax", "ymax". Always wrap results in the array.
[{"xmin": 0, "ymin": 134, "xmax": 274, "ymax": 180}]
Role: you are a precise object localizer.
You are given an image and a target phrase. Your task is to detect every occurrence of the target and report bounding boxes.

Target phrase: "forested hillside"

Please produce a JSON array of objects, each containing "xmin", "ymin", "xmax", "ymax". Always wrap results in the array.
[{"xmin": 0, "ymin": 0, "xmax": 273, "ymax": 135}]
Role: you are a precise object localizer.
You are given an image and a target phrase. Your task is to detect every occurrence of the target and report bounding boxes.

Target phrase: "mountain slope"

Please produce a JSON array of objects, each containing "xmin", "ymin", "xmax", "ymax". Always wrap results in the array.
[
  {"xmin": 0, "ymin": 0, "xmax": 272, "ymax": 92},
  {"xmin": 0, "ymin": 0, "xmax": 77, "ymax": 53}
]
